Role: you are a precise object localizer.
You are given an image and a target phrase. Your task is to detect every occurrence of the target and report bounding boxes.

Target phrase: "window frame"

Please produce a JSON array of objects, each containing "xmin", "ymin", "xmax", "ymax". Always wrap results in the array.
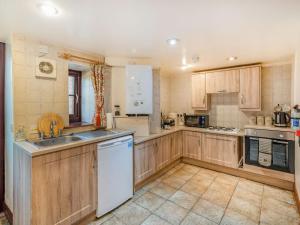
[{"xmin": 68, "ymin": 69, "xmax": 82, "ymax": 124}]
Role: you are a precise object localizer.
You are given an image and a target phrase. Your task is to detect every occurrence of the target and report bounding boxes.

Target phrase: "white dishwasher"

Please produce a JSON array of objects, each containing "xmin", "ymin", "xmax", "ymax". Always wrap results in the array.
[{"xmin": 96, "ymin": 135, "xmax": 133, "ymax": 218}]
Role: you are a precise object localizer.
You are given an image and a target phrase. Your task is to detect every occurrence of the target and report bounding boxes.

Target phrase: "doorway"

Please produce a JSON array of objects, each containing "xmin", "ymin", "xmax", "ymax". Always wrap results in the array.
[{"xmin": 0, "ymin": 42, "xmax": 5, "ymax": 212}]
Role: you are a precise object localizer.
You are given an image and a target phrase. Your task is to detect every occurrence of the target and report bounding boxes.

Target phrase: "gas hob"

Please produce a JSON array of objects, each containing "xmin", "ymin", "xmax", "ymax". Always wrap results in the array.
[{"xmin": 206, "ymin": 126, "xmax": 240, "ymax": 133}]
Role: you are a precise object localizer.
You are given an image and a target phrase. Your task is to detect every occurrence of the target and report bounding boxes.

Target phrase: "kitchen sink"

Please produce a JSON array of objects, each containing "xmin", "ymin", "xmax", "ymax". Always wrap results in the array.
[
  {"xmin": 31, "ymin": 135, "xmax": 83, "ymax": 147},
  {"xmin": 75, "ymin": 129, "xmax": 119, "ymax": 139}
]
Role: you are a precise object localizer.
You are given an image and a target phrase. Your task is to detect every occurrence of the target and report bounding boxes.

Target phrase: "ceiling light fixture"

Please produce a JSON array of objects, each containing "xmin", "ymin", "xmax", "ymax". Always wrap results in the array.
[
  {"xmin": 167, "ymin": 38, "xmax": 179, "ymax": 46},
  {"xmin": 227, "ymin": 56, "xmax": 238, "ymax": 61},
  {"xmin": 37, "ymin": 2, "xmax": 59, "ymax": 16}
]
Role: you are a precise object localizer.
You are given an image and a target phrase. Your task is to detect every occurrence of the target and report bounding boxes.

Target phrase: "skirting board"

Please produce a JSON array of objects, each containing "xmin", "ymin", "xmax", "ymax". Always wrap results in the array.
[
  {"xmin": 182, "ymin": 157, "xmax": 294, "ymax": 191},
  {"xmin": 3, "ymin": 202, "xmax": 13, "ymax": 225}
]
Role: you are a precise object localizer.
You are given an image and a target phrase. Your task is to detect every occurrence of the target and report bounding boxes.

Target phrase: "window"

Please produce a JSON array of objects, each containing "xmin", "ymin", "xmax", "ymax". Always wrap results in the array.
[{"xmin": 68, "ymin": 70, "xmax": 82, "ymax": 123}]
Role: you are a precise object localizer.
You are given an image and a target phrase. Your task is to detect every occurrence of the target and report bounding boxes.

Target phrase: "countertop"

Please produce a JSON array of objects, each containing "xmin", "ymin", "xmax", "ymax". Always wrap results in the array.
[
  {"xmin": 244, "ymin": 125, "xmax": 296, "ymax": 133},
  {"xmin": 134, "ymin": 126, "xmax": 245, "ymax": 144},
  {"xmin": 15, "ymin": 129, "xmax": 134, "ymax": 157}
]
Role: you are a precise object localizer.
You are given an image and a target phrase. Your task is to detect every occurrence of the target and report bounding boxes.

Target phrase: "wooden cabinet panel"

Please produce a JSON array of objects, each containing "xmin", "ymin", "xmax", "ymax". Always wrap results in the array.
[
  {"xmin": 183, "ymin": 131, "xmax": 202, "ymax": 160},
  {"xmin": 206, "ymin": 69, "xmax": 239, "ymax": 94},
  {"xmin": 224, "ymin": 69, "xmax": 240, "ymax": 93},
  {"xmin": 202, "ymin": 134, "xmax": 239, "ymax": 168},
  {"xmin": 239, "ymin": 66, "xmax": 261, "ymax": 110},
  {"xmin": 134, "ymin": 141, "xmax": 156, "ymax": 185},
  {"xmin": 170, "ymin": 132, "xmax": 183, "ymax": 161},
  {"xmin": 191, "ymin": 73, "xmax": 208, "ymax": 110},
  {"xmin": 31, "ymin": 144, "xmax": 97, "ymax": 225},
  {"xmin": 155, "ymin": 136, "xmax": 171, "ymax": 170}
]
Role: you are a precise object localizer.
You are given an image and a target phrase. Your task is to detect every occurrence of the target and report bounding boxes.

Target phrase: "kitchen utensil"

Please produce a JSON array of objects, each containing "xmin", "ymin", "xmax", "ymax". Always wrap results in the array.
[
  {"xmin": 274, "ymin": 111, "xmax": 290, "ymax": 127},
  {"xmin": 38, "ymin": 112, "xmax": 64, "ymax": 137},
  {"xmin": 274, "ymin": 104, "xmax": 282, "ymax": 112},
  {"xmin": 265, "ymin": 116, "xmax": 273, "ymax": 127}
]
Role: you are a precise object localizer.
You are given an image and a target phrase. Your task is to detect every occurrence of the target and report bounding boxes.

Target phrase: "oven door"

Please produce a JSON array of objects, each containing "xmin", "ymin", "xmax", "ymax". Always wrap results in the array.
[
  {"xmin": 245, "ymin": 136, "xmax": 259, "ymax": 165},
  {"xmin": 272, "ymin": 140, "xmax": 294, "ymax": 173}
]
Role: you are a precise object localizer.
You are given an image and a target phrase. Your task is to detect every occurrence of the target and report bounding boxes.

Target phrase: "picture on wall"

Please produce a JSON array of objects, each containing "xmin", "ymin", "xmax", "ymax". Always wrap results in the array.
[{"xmin": 35, "ymin": 57, "xmax": 57, "ymax": 79}]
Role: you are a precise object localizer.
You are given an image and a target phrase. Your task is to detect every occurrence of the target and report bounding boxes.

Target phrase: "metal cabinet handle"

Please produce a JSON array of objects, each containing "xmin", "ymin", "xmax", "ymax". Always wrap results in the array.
[
  {"xmin": 75, "ymin": 94, "xmax": 79, "ymax": 104},
  {"xmin": 240, "ymin": 95, "xmax": 244, "ymax": 104}
]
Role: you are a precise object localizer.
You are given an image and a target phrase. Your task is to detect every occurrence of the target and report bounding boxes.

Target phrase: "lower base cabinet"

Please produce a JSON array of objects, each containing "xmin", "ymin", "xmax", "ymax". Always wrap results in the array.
[
  {"xmin": 202, "ymin": 133, "xmax": 239, "ymax": 168},
  {"xmin": 182, "ymin": 131, "xmax": 202, "ymax": 160},
  {"xmin": 14, "ymin": 144, "xmax": 97, "ymax": 225}
]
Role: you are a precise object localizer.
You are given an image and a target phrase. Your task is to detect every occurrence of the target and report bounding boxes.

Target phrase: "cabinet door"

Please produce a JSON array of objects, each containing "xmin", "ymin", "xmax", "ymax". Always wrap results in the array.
[
  {"xmin": 202, "ymin": 134, "xmax": 239, "ymax": 168},
  {"xmin": 32, "ymin": 145, "xmax": 97, "ymax": 225},
  {"xmin": 224, "ymin": 69, "xmax": 240, "ymax": 93},
  {"xmin": 155, "ymin": 136, "xmax": 171, "ymax": 171},
  {"xmin": 170, "ymin": 132, "xmax": 183, "ymax": 161},
  {"xmin": 206, "ymin": 71, "xmax": 224, "ymax": 93},
  {"xmin": 183, "ymin": 131, "xmax": 202, "ymax": 160},
  {"xmin": 134, "ymin": 141, "xmax": 156, "ymax": 185},
  {"xmin": 191, "ymin": 73, "xmax": 208, "ymax": 110},
  {"xmin": 239, "ymin": 66, "xmax": 261, "ymax": 110}
]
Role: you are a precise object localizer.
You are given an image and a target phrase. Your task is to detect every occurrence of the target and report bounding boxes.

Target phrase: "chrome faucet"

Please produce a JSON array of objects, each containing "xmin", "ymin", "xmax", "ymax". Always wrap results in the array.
[{"xmin": 50, "ymin": 120, "xmax": 57, "ymax": 138}]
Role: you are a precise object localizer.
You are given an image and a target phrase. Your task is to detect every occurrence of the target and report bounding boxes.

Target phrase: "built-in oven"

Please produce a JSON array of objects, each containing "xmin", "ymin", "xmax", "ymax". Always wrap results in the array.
[{"xmin": 245, "ymin": 128, "xmax": 295, "ymax": 173}]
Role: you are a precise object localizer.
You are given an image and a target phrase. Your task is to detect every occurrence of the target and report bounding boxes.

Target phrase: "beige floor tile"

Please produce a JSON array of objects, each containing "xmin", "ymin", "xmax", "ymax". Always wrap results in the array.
[
  {"xmin": 140, "ymin": 215, "xmax": 171, "ymax": 225},
  {"xmin": 100, "ymin": 216, "xmax": 125, "ymax": 225},
  {"xmin": 237, "ymin": 178, "xmax": 263, "ymax": 196},
  {"xmin": 202, "ymin": 188, "xmax": 232, "ymax": 208},
  {"xmin": 220, "ymin": 209, "xmax": 258, "ymax": 225},
  {"xmin": 197, "ymin": 168, "xmax": 219, "ymax": 177},
  {"xmin": 191, "ymin": 172, "xmax": 215, "ymax": 182},
  {"xmin": 135, "ymin": 192, "xmax": 166, "ymax": 212},
  {"xmin": 150, "ymin": 183, "xmax": 177, "ymax": 199},
  {"xmin": 262, "ymin": 197, "xmax": 299, "ymax": 219},
  {"xmin": 155, "ymin": 201, "xmax": 189, "ymax": 225},
  {"xmin": 169, "ymin": 190, "xmax": 199, "ymax": 209},
  {"xmin": 227, "ymin": 197, "xmax": 260, "ymax": 222},
  {"xmin": 181, "ymin": 164, "xmax": 200, "ymax": 174},
  {"xmin": 132, "ymin": 188, "xmax": 148, "ymax": 200},
  {"xmin": 192, "ymin": 199, "xmax": 225, "ymax": 224},
  {"xmin": 260, "ymin": 207, "xmax": 300, "ymax": 225},
  {"xmin": 113, "ymin": 202, "xmax": 151, "ymax": 225},
  {"xmin": 142, "ymin": 180, "xmax": 160, "ymax": 191},
  {"xmin": 181, "ymin": 180, "xmax": 210, "ymax": 197},
  {"xmin": 90, "ymin": 213, "xmax": 113, "ymax": 225},
  {"xmin": 232, "ymin": 186, "xmax": 262, "ymax": 207},
  {"xmin": 209, "ymin": 179, "xmax": 237, "ymax": 194},
  {"xmin": 172, "ymin": 169, "xmax": 194, "ymax": 181},
  {"xmin": 181, "ymin": 212, "xmax": 217, "ymax": 225},
  {"xmin": 162, "ymin": 175, "xmax": 186, "ymax": 189},
  {"xmin": 215, "ymin": 174, "xmax": 239, "ymax": 186},
  {"xmin": 263, "ymin": 185, "xmax": 295, "ymax": 205}
]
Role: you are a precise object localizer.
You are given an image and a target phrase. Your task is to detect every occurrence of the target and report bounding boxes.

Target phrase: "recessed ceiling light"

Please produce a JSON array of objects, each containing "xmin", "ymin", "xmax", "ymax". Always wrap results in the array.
[
  {"xmin": 227, "ymin": 56, "xmax": 238, "ymax": 61},
  {"xmin": 37, "ymin": 2, "xmax": 59, "ymax": 16},
  {"xmin": 167, "ymin": 38, "xmax": 179, "ymax": 46}
]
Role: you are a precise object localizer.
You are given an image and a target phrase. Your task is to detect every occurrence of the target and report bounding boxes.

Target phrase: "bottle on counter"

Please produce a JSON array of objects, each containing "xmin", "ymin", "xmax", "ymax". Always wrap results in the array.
[{"xmin": 291, "ymin": 105, "xmax": 300, "ymax": 130}]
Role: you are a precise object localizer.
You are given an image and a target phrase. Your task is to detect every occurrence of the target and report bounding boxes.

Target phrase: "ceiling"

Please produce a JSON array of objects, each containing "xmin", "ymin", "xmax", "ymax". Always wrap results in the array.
[{"xmin": 1, "ymin": 0, "xmax": 300, "ymax": 74}]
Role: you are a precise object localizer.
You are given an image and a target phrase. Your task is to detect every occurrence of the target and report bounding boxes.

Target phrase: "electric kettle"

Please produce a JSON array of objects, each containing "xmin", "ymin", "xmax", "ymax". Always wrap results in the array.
[{"xmin": 274, "ymin": 111, "xmax": 290, "ymax": 127}]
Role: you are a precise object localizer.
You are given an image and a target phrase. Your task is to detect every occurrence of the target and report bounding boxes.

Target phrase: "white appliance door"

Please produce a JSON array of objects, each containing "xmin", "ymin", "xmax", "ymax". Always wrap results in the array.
[{"xmin": 97, "ymin": 136, "xmax": 133, "ymax": 217}]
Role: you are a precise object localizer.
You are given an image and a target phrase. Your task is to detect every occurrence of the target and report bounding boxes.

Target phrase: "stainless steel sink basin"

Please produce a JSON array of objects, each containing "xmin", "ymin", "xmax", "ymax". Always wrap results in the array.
[
  {"xmin": 76, "ymin": 130, "xmax": 118, "ymax": 139},
  {"xmin": 31, "ymin": 135, "xmax": 83, "ymax": 147}
]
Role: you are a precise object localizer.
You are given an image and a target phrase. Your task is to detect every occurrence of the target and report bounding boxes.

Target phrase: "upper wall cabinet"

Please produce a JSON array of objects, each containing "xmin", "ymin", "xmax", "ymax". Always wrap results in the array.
[
  {"xmin": 239, "ymin": 66, "xmax": 261, "ymax": 111},
  {"xmin": 191, "ymin": 73, "xmax": 208, "ymax": 110},
  {"xmin": 206, "ymin": 69, "xmax": 239, "ymax": 94}
]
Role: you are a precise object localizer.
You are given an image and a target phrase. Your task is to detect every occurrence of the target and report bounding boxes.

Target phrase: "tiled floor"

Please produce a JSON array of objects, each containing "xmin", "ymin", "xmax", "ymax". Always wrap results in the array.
[{"xmin": 90, "ymin": 163, "xmax": 300, "ymax": 225}]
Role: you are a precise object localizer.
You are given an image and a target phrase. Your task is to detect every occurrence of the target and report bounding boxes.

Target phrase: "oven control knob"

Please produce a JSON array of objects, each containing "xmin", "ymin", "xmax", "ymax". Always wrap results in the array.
[{"xmin": 279, "ymin": 134, "xmax": 284, "ymax": 138}]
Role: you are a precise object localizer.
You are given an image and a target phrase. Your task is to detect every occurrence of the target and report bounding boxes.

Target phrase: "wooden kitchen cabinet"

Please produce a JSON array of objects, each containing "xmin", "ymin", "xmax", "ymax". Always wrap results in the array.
[
  {"xmin": 134, "ymin": 141, "xmax": 156, "ymax": 184},
  {"xmin": 191, "ymin": 73, "xmax": 208, "ymax": 110},
  {"xmin": 239, "ymin": 66, "xmax": 261, "ymax": 111},
  {"xmin": 183, "ymin": 131, "xmax": 202, "ymax": 160},
  {"xmin": 155, "ymin": 136, "xmax": 171, "ymax": 170},
  {"xmin": 202, "ymin": 133, "xmax": 239, "ymax": 168},
  {"xmin": 206, "ymin": 69, "xmax": 239, "ymax": 94},
  {"xmin": 14, "ymin": 144, "xmax": 97, "ymax": 225},
  {"xmin": 170, "ymin": 131, "xmax": 183, "ymax": 160}
]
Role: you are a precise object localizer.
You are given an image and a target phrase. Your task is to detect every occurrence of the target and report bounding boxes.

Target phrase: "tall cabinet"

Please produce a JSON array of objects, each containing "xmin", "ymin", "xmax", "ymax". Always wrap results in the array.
[{"xmin": 191, "ymin": 73, "xmax": 208, "ymax": 110}]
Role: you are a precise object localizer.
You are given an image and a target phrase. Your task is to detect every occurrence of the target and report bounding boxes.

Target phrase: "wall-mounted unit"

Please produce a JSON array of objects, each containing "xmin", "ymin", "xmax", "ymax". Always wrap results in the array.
[{"xmin": 125, "ymin": 65, "xmax": 153, "ymax": 114}]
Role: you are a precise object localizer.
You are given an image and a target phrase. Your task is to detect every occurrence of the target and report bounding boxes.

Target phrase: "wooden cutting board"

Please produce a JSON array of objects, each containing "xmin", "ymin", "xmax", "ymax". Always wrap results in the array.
[{"xmin": 38, "ymin": 113, "xmax": 64, "ymax": 137}]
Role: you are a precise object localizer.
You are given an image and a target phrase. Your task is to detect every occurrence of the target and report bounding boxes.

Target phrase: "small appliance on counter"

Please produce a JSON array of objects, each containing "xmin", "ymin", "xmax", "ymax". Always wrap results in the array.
[
  {"xmin": 184, "ymin": 114, "xmax": 209, "ymax": 128},
  {"xmin": 273, "ymin": 104, "xmax": 291, "ymax": 127},
  {"xmin": 245, "ymin": 128, "xmax": 295, "ymax": 173},
  {"xmin": 161, "ymin": 112, "xmax": 175, "ymax": 129}
]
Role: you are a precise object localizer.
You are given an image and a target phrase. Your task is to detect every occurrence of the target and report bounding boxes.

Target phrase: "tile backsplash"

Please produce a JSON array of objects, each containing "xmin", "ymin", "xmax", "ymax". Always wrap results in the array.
[{"xmin": 168, "ymin": 64, "xmax": 292, "ymax": 129}]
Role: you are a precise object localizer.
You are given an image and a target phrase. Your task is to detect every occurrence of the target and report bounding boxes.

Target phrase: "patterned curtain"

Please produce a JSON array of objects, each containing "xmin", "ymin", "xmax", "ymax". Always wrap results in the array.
[{"xmin": 91, "ymin": 64, "xmax": 106, "ymax": 129}]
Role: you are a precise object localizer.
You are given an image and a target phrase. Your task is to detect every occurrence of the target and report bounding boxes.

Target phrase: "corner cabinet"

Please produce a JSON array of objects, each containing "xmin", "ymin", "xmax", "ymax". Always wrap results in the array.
[
  {"xmin": 239, "ymin": 66, "xmax": 261, "ymax": 111},
  {"xmin": 191, "ymin": 73, "xmax": 208, "ymax": 110},
  {"xmin": 14, "ymin": 144, "xmax": 97, "ymax": 225},
  {"xmin": 202, "ymin": 133, "xmax": 239, "ymax": 168}
]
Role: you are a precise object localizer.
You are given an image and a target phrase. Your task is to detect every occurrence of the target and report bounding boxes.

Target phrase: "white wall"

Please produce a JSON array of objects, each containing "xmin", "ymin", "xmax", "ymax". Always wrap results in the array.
[
  {"xmin": 293, "ymin": 51, "xmax": 300, "ymax": 195},
  {"xmin": 4, "ymin": 44, "xmax": 14, "ymax": 210},
  {"xmin": 111, "ymin": 67, "xmax": 126, "ymax": 115}
]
